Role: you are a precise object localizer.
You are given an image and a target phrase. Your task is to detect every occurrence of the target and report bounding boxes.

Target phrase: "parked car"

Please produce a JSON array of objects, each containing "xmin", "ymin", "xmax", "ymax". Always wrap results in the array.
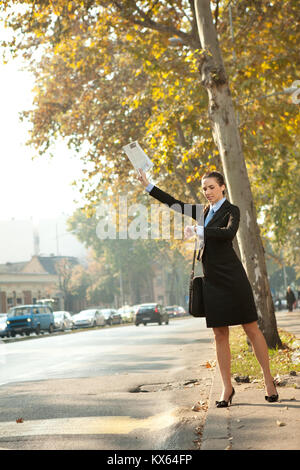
[
  {"xmin": 177, "ymin": 306, "xmax": 187, "ymax": 316},
  {"xmin": 117, "ymin": 305, "xmax": 137, "ymax": 323},
  {"xmin": 0, "ymin": 314, "xmax": 8, "ymax": 338},
  {"xmin": 6, "ymin": 305, "xmax": 55, "ymax": 337},
  {"xmin": 274, "ymin": 299, "xmax": 288, "ymax": 311},
  {"xmin": 97, "ymin": 308, "xmax": 122, "ymax": 326},
  {"xmin": 72, "ymin": 309, "xmax": 105, "ymax": 328},
  {"xmin": 53, "ymin": 311, "xmax": 74, "ymax": 331},
  {"xmin": 165, "ymin": 305, "xmax": 186, "ymax": 318},
  {"xmin": 135, "ymin": 303, "xmax": 169, "ymax": 326},
  {"xmin": 131, "ymin": 305, "xmax": 142, "ymax": 324}
]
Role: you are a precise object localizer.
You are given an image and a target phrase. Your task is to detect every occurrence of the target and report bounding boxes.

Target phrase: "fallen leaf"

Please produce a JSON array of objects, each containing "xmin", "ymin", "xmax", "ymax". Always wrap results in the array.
[
  {"xmin": 276, "ymin": 420, "xmax": 286, "ymax": 427},
  {"xmin": 192, "ymin": 400, "xmax": 207, "ymax": 412},
  {"xmin": 195, "ymin": 426, "xmax": 203, "ymax": 435},
  {"xmin": 192, "ymin": 403, "xmax": 202, "ymax": 412}
]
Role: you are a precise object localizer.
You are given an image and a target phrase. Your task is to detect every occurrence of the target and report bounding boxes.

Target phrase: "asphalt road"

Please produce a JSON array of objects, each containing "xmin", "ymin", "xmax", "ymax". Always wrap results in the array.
[{"xmin": 0, "ymin": 318, "xmax": 215, "ymax": 450}]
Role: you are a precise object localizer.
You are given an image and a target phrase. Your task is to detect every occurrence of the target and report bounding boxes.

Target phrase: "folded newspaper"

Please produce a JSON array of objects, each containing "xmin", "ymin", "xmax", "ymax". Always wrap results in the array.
[{"xmin": 123, "ymin": 141, "xmax": 153, "ymax": 172}]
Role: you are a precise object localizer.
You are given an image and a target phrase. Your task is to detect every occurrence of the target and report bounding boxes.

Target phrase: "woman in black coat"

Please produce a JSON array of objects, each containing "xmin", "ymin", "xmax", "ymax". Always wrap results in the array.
[{"xmin": 137, "ymin": 169, "xmax": 278, "ymax": 406}]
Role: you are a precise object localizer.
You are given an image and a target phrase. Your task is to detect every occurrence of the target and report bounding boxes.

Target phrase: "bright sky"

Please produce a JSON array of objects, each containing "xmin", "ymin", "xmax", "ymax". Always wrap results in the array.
[{"xmin": 0, "ymin": 57, "xmax": 86, "ymax": 221}]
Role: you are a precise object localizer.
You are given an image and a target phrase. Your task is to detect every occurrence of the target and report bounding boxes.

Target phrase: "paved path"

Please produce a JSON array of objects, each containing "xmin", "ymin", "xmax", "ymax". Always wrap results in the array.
[{"xmin": 201, "ymin": 310, "xmax": 300, "ymax": 450}]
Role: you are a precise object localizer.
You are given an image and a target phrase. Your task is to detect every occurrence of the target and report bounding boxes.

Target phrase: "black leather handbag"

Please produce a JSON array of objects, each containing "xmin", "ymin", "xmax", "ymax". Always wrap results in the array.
[{"xmin": 188, "ymin": 238, "xmax": 205, "ymax": 317}]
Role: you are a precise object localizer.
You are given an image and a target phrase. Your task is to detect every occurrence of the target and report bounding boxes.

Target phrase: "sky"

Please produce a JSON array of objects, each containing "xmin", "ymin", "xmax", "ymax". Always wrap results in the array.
[
  {"xmin": 0, "ymin": 21, "xmax": 89, "ymax": 262},
  {"xmin": 0, "ymin": 55, "xmax": 86, "ymax": 221}
]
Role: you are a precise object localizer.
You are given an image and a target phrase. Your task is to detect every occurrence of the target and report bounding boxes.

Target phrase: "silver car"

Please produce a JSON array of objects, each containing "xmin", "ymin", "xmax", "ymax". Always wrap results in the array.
[
  {"xmin": 72, "ymin": 309, "xmax": 105, "ymax": 328},
  {"xmin": 53, "ymin": 311, "xmax": 74, "ymax": 331}
]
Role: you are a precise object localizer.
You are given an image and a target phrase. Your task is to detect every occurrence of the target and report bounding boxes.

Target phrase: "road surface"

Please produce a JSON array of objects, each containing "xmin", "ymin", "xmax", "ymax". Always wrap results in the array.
[{"xmin": 0, "ymin": 318, "xmax": 215, "ymax": 450}]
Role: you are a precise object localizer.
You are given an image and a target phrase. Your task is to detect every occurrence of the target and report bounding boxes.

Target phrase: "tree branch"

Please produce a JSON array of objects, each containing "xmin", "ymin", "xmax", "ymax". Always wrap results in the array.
[
  {"xmin": 111, "ymin": 0, "xmax": 200, "ymax": 49},
  {"xmin": 194, "ymin": 0, "xmax": 226, "ymax": 72},
  {"xmin": 214, "ymin": 0, "xmax": 220, "ymax": 27}
]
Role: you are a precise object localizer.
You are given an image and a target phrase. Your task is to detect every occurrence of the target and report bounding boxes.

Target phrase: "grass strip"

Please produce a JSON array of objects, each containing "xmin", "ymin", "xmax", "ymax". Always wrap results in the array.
[{"xmin": 230, "ymin": 326, "xmax": 300, "ymax": 381}]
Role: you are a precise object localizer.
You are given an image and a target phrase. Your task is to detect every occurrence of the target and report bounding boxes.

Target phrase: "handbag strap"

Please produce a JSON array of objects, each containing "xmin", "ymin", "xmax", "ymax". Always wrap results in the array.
[
  {"xmin": 191, "ymin": 237, "xmax": 198, "ymax": 278},
  {"xmin": 191, "ymin": 207, "xmax": 207, "ymax": 277}
]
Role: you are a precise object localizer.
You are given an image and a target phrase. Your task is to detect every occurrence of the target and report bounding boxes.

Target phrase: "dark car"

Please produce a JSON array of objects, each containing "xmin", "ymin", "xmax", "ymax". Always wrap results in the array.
[
  {"xmin": 165, "ymin": 305, "xmax": 186, "ymax": 318},
  {"xmin": 98, "ymin": 308, "xmax": 122, "ymax": 326},
  {"xmin": 135, "ymin": 303, "xmax": 169, "ymax": 326}
]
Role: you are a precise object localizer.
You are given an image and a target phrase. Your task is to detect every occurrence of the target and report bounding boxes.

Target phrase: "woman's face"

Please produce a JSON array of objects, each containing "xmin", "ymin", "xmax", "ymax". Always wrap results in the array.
[{"xmin": 202, "ymin": 177, "xmax": 225, "ymax": 204}]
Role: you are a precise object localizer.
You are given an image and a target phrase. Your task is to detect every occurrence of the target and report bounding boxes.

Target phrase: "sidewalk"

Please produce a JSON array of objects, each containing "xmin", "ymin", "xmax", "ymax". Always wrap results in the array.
[{"xmin": 200, "ymin": 310, "xmax": 300, "ymax": 450}]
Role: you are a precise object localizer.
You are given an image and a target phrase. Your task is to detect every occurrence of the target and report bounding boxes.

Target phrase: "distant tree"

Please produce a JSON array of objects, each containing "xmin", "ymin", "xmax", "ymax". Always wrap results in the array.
[{"xmin": 1, "ymin": 0, "xmax": 299, "ymax": 346}]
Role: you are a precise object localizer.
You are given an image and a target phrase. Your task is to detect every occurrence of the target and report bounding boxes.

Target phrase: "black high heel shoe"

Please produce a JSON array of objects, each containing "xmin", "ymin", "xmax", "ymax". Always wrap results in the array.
[
  {"xmin": 215, "ymin": 388, "xmax": 235, "ymax": 408},
  {"xmin": 265, "ymin": 381, "xmax": 279, "ymax": 403}
]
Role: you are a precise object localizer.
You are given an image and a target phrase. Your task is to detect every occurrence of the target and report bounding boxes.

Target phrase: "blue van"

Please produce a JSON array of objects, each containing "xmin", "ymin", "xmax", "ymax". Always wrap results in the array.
[{"xmin": 6, "ymin": 305, "xmax": 55, "ymax": 337}]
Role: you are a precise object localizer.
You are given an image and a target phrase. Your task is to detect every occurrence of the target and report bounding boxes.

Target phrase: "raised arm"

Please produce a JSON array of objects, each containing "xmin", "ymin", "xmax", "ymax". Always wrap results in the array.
[{"xmin": 137, "ymin": 168, "xmax": 203, "ymax": 222}]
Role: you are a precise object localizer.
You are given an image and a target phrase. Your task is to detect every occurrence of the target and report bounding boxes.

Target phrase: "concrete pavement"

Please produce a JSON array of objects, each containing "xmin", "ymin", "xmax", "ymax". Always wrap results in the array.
[
  {"xmin": 0, "ymin": 318, "xmax": 215, "ymax": 451},
  {"xmin": 0, "ymin": 313, "xmax": 299, "ymax": 451},
  {"xmin": 201, "ymin": 310, "xmax": 300, "ymax": 450}
]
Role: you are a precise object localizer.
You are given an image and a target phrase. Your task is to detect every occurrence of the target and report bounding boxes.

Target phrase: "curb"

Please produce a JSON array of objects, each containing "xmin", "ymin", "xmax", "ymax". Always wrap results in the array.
[{"xmin": 201, "ymin": 368, "xmax": 232, "ymax": 450}]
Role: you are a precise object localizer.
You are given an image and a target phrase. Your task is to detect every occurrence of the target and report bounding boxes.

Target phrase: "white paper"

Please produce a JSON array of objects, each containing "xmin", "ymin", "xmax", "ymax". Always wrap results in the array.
[{"xmin": 123, "ymin": 141, "xmax": 153, "ymax": 172}]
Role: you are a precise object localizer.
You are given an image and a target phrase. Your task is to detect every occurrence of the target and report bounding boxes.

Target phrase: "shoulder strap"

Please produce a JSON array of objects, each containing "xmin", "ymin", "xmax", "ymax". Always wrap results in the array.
[{"xmin": 191, "ymin": 237, "xmax": 198, "ymax": 278}]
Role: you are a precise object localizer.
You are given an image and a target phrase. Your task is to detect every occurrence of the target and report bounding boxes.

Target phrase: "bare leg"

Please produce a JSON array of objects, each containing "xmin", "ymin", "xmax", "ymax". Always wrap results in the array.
[
  {"xmin": 213, "ymin": 326, "xmax": 233, "ymax": 401},
  {"xmin": 242, "ymin": 321, "xmax": 277, "ymax": 396}
]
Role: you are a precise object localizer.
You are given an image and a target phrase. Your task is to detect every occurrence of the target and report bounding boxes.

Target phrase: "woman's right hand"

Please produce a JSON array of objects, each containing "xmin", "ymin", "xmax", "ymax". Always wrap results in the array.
[
  {"xmin": 184, "ymin": 225, "xmax": 195, "ymax": 240},
  {"xmin": 137, "ymin": 168, "xmax": 150, "ymax": 187}
]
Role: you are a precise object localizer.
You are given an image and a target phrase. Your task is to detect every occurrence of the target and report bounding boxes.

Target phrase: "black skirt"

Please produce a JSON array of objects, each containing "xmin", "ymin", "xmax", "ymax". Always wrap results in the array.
[{"xmin": 202, "ymin": 253, "xmax": 258, "ymax": 328}]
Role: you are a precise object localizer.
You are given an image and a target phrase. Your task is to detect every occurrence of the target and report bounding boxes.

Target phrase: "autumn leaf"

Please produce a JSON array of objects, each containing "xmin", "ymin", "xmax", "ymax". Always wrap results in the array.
[
  {"xmin": 0, "ymin": 0, "xmax": 298, "ymax": 268},
  {"xmin": 276, "ymin": 421, "xmax": 286, "ymax": 427}
]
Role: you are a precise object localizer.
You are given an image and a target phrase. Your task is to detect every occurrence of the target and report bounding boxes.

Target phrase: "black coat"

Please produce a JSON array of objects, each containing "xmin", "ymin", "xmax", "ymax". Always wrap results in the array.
[
  {"xmin": 148, "ymin": 185, "xmax": 258, "ymax": 328},
  {"xmin": 286, "ymin": 290, "xmax": 296, "ymax": 305}
]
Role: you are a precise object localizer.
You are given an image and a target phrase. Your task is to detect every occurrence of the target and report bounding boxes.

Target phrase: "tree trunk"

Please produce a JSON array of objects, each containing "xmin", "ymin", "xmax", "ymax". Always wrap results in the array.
[{"xmin": 194, "ymin": 0, "xmax": 282, "ymax": 348}]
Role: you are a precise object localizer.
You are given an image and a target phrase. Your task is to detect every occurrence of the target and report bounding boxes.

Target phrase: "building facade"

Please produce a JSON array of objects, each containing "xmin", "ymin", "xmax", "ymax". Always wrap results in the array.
[{"xmin": 0, "ymin": 255, "xmax": 78, "ymax": 313}]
